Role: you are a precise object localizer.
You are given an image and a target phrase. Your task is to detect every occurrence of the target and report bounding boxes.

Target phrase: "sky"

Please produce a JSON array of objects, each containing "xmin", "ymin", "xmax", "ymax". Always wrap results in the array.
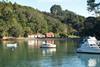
[{"xmin": 9, "ymin": 0, "xmax": 95, "ymax": 17}]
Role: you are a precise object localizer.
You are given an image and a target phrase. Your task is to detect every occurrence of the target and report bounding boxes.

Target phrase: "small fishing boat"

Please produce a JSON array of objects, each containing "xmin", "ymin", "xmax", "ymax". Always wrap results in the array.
[
  {"xmin": 7, "ymin": 43, "xmax": 17, "ymax": 48},
  {"xmin": 40, "ymin": 42, "xmax": 56, "ymax": 48},
  {"xmin": 77, "ymin": 36, "xmax": 100, "ymax": 54}
]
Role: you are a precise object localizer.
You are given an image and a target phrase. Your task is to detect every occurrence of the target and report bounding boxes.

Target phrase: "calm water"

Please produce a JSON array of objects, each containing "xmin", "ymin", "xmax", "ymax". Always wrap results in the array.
[{"xmin": 0, "ymin": 38, "xmax": 100, "ymax": 67}]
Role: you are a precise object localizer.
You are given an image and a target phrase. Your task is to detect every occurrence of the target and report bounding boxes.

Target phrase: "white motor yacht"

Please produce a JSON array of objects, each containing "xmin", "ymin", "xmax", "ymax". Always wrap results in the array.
[
  {"xmin": 77, "ymin": 36, "xmax": 100, "ymax": 53},
  {"xmin": 40, "ymin": 42, "xmax": 56, "ymax": 48}
]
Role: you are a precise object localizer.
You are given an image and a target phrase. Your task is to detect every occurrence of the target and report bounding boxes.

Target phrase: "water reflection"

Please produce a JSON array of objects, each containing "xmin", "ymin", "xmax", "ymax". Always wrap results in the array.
[
  {"xmin": 28, "ymin": 40, "xmax": 42, "ymax": 48},
  {"xmin": 0, "ymin": 39, "xmax": 81, "ymax": 67},
  {"xmin": 46, "ymin": 40, "xmax": 54, "ymax": 44},
  {"xmin": 77, "ymin": 54, "xmax": 100, "ymax": 67},
  {"xmin": 27, "ymin": 39, "xmax": 55, "ymax": 48},
  {"xmin": 88, "ymin": 58, "xmax": 96, "ymax": 67},
  {"xmin": 28, "ymin": 40, "xmax": 35, "ymax": 45},
  {"xmin": 1, "ymin": 41, "xmax": 18, "ymax": 51},
  {"xmin": 7, "ymin": 47, "xmax": 17, "ymax": 51},
  {"xmin": 41, "ymin": 48, "xmax": 56, "ymax": 56}
]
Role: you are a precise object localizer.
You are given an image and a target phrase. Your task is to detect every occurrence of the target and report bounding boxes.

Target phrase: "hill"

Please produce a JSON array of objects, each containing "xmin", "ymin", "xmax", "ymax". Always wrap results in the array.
[{"xmin": 0, "ymin": 1, "xmax": 85, "ymax": 38}]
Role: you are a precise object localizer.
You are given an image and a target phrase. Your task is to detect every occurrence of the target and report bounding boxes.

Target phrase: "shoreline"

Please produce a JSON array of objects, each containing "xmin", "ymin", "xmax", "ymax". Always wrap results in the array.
[{"xmin": 0, "ymin": 37, "xmax": 80, "ymax": 41}]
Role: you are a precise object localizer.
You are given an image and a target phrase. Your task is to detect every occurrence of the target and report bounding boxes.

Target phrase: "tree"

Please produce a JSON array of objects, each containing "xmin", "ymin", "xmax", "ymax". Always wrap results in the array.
[
  {"xmin": 8, "ymin": 18, "xmax": 23, "ymax": 37},
  {"xmin": 50, "ymin": 4, "xmax": 62, "ymax": 15},
  {"xmin": 0, "ymin": 2, "xmax": 85, "ymax": 38},
  {"xmin": 84, "ymin": 17, "xmax": 96, "ymax": 29},
  {"xmin": 87, "ymin": 0, "xmax": 100, "ymax": 16}
]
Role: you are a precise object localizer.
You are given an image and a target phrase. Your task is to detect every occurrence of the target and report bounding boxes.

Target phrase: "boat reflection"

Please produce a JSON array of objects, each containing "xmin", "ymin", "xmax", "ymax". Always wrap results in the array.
[
  {"xmin": 41, "ymin": 48, "xmax": 56, "ymax": 56},
  {"xmin": 88, "ymin": 58, "xmax": 96, "ymax": 67},
  {"xmin": 77, "ymin": 54, "xmax": 100, "ymax": 67},
  {"xmin": 27, "ymin": 39, "xmax": 55, "ymax": 48}
]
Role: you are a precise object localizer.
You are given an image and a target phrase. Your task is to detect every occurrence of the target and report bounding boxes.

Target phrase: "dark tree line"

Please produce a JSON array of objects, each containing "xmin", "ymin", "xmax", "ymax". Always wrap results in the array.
[{"xmin": 79, "ymin": 0, "xmax": 100, "ymax": 39}]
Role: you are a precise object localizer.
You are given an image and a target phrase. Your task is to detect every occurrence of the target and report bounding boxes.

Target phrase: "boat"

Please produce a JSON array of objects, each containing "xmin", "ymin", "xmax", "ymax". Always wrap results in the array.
[
  {"xmin": 40, "ymin": 42, "xmax": 56, "ymax": 48},
  {"xmin": 7, "ymin": 43, "xmax": 17, "ymax": 48},
  {"xmin": 77, "ymin": 36, "xmax": 100, "ymax": 54}
]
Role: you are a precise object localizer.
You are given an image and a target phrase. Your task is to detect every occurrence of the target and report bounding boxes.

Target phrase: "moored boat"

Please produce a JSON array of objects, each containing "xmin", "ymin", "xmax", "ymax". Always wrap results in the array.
[
  {"xmin": 7, "ymin": 43, "xmax": 17, "ymax": 48},
  {"xmin": 77, "ymin": 36, "xmax": 100, "ymax": 54},
  {"xmin": 40, "ymin": 42, "xmax": 56, "ymax": 48}
]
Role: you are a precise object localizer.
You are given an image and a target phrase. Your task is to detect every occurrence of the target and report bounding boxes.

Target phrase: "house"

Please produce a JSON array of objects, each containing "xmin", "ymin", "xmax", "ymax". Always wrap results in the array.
[
  {"xmin": 28, "ymin": 35, "xmax": 36, "ymax": 38},
  {"xmin": 28, "ymin": 33, "xmax": 45, "ymax": 39},
  {"xmin": 45, "ymin": 32, "xmax": 54, "ymax": 38},
  {"xmin": 37, "ymin": 33, "xmax": 45, "ymax": 38}
]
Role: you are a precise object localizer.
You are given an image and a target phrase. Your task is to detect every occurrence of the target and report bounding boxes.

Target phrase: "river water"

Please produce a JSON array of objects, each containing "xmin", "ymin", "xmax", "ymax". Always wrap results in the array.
[{"xmin": 0, "ymin": 38, "xmax": 100, "ymax": 67}]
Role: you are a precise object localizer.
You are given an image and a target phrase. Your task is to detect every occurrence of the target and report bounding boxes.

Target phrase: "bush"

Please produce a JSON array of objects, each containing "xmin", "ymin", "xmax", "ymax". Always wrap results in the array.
[{"xmin": 59, "ymin": 33, "xmax": 68, "ymax": 38}]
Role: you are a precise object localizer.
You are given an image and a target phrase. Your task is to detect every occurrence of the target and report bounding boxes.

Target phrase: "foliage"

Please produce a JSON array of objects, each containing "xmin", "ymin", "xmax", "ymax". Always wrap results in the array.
[
  {"xmin": 59, "ymin": 33, "xmax": 68, "ymax": 38},
  {"xmin": 0, "ymin": 1, "xmax": 86, "ymax": 38},
  {"xmin": 50, "ymin": 4, "xmax": 62, "ymax": 15},
  {"xmin": 0, "ymin": 2, "xmax": 68, "ymax": 37},
  {"xmin": 49, "ymin": 5, "xmax": 85, "ymax": 35},
  {"xmin": 87, "ymin": 0, "xmax": 100, "ymax": 16},
  {"xmin": 80, "ymin": 16, "xmax": 100, "ymax": 39}
]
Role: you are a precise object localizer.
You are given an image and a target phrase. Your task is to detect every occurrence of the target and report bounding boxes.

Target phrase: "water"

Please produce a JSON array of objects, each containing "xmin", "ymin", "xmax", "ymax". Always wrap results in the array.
[{"xmin": 0, "ymin": 38, "xmax": 100, "ymax": 67}]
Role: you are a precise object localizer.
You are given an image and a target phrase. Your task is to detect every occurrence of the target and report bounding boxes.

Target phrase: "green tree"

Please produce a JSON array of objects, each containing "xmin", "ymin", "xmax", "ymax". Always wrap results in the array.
[
  {"xmin": 0, "ymin": 2, "xmax": 86, "ymax": 38},
  {"xmin": 8, "ymin": 18, "xmax": 23, "ymax": 37},
  {"xmin": 87, "ymin": 0, "xmax": 100, "ymax": 16},
  {"xmin": 50, "ymin": 4, "xmax": 62, "ymax": 15}
]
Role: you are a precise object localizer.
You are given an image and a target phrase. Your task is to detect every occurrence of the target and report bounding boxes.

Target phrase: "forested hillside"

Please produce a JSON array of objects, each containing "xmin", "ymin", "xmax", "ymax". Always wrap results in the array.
[{"xmin": 0, "ymin": 1, "xmax": 86, "ymax": 38}]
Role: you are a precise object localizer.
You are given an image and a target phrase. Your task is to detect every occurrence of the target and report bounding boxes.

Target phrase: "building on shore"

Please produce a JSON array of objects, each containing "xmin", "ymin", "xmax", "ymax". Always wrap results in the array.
[
  {"xmin": 28, "ymin": 33, "xmax": 45, "ymax": 39},
  {"xmin": 45, "ymin": 32, "xmax": 54, "ymax": 38}
]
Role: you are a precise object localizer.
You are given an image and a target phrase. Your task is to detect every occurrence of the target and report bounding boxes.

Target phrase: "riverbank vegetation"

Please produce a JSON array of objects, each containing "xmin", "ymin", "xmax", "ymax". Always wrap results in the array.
[
  {"xmin": 0, "ymin": 0, "xmax": 100, "ymax": 39},
  {"xmin": 0, "ymin": 1, "xmax": 85, "ymax": 38}
]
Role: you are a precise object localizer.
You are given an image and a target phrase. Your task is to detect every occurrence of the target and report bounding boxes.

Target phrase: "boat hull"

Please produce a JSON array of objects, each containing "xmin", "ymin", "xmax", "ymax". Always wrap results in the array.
[
  {"xmin": 77, "ymin": 48, "xmax": 100, "ymax": 54},
  {"xmin": 7, "ymin": 43, "xmax": 17, "ymax": 48},
  {"xmin": 77, "ymin": 51, "xmax": 100, "ymax": 54},
  {"xmin": 40, "ymin": 43, "xmax": 56, "ymax": 48},
  {"xmin": 40, "ymin": 46, "xmax": 56, "ymax": 48}
]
